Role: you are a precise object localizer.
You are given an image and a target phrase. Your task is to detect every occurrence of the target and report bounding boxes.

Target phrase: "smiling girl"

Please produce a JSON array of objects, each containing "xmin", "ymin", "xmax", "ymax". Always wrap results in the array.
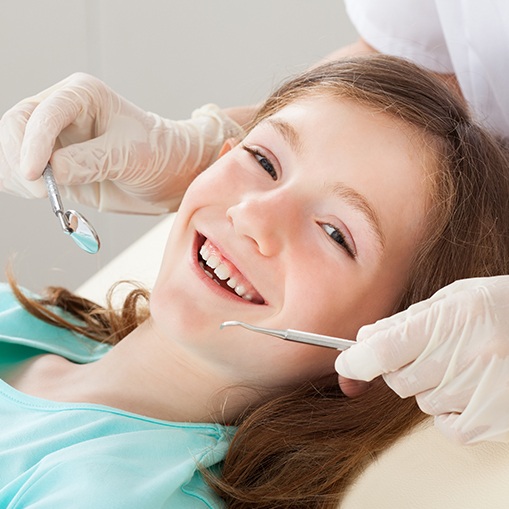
[{"xmin": 2, "ymin": 56, "xmax": 509, "ymax": 508}]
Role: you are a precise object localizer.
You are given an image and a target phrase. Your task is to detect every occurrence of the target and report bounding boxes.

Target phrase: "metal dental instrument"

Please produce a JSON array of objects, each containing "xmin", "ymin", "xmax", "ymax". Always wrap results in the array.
[
  {"xmin": 42, "ymin": 164, "xmax": 101, "ymax": 254},
  {"xmin": 220, "ymin": 321, "xmax": 356, "ymax": 350}
]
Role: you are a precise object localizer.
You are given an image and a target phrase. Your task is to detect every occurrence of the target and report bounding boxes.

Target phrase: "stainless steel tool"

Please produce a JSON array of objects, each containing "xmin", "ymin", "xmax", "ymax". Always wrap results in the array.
[
  {"xmin": 42, "ymin": 164, "xmax": 100, "ymax": 254},
  {"xmin": 220, "ymin": 320, "xmax": 355, "ymax": 350}
]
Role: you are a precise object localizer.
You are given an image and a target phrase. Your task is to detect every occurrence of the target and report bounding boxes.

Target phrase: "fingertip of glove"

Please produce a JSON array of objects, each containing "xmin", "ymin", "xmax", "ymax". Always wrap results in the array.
[
  {"xmin": 19, "ymin": 157, "xmax": 40, "ymax": 181},
  {"xmin": 334, "ymin": 344, "xmax": 383, "ymax": 382}
]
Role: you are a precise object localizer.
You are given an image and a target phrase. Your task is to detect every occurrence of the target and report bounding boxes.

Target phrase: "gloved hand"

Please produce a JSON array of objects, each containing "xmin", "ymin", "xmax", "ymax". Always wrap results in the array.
[
  {"xmin": 335, "ymin": 276, "xmax": 509, "ymax": 444},
  {"xmin": 0, "ymin": 72, "xmax": 243, "ymax": 214}
]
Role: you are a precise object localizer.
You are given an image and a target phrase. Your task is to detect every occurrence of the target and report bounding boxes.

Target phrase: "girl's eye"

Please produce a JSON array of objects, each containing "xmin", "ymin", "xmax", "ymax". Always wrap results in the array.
[
  {"xmin": 242, "ymin": 145, "xmax": 278, "ymax": 181},
  {"xmin": 321, "ymin": 223, "xmax": 356, "ymax": 258}
]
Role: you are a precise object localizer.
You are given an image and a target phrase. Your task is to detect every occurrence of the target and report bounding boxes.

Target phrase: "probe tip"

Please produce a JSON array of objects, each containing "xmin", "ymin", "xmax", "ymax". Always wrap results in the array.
[{"xmin": 220, "ymin": 320, "xmax": 242, "ymax": 330}]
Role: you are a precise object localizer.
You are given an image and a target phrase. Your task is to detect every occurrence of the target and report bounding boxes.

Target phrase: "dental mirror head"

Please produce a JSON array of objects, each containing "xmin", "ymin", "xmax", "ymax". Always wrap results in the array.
[
  {"xmin": 42, "ymin": 164, "xmax": 101, "ymax": 254},
  {"xmin": 64, "ymin": 210, "xmax": 101, "ymax": 254}
]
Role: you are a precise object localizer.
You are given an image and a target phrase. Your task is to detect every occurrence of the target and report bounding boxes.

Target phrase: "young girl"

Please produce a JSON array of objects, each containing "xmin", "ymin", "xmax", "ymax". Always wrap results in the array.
[{"xmin": 2, "ymin": 56, "xmax": 508, "ymax": 508}]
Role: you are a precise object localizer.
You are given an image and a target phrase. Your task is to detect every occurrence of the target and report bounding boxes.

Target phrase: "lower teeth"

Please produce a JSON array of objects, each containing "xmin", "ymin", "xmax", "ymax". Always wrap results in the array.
[{"xmin": 200, "ymin": 262, "xmax": 215, "ymax": 280}]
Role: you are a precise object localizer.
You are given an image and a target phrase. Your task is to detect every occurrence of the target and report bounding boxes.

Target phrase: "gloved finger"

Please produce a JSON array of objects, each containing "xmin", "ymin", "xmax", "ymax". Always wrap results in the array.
[
  {"xmin": 381, "ymin": 335, "xmax": 470, "ymax": 398},
  {"xmin": 414, "ymin": 386, "xmax": 471, "ymax": 416},
  {"xmin": 337, "ymin": 374, "xmax": 371, "ymax": 397},
  {"xmin": 382, "ymin": 362, "xmax": 443, "ymax": 399},
  {"xmin": 19, "ymin": 89, "xmax": 86, "ymax": 181},
  {"xmin": 415, "ymin": 357, "xmax": 487, "ymax": 415},
  {"xmin": 334, "ymin": 341, "xmax": 384, "ymax": 381},
  {"xmin": 0, "ymin": 104, "xmax": 47, "ymax": 198},
  {"xmin": 58, "ymin": 178, "xmax": 167, "ymax": 213},
  {"xmin": 335, "ymin": 308, "xmax": 433, "ymax": 382},
  {"xmin": 355, "ymin": 292, "xmax": 449, "ymax": 342},
  {"xmin": 50, "ymin": 133, "xmax": 130, "ymax": 186},
  {"xmin": 355, "ymin": 277, "xmax": 487, "ymax": 343},
  {"xmin": 18, "ymin": 73, "xmax": 109, "ymax": 181},
  {"xmin": 0, "ymin": 99, "xmax": 36, "ymax": 171},
  {"xmin": 384, "ymin": 322, "xmax": 486, "ymax": 401},
  {"xmin": 347, "ymin": 287, "xmax": 481, "ymax": 383}
]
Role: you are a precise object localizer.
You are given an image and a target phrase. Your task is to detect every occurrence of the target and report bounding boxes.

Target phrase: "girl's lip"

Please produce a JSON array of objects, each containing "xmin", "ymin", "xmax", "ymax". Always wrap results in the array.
[{"xmin": 191, "ymin": 232, "xmax": 267, "ymax": 306}]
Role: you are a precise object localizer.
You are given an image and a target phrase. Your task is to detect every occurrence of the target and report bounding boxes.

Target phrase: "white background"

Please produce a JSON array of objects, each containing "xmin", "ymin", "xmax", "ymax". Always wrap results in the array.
[{"xmin": 0, "ymin": 0, "xmax": 357, "ymax": 292}]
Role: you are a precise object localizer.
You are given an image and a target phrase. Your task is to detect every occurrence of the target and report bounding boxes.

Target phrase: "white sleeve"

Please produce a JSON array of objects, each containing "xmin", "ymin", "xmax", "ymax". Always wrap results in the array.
[{"xmin": 344, "ymin": 0, "xmax": 453, "ymax": 73}]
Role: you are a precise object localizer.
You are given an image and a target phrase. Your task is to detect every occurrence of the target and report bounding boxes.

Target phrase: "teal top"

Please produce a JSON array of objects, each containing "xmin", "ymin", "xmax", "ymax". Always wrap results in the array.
[{"xmin": 0, "ymin": 283, "xmax": 233, "ymax": 508}]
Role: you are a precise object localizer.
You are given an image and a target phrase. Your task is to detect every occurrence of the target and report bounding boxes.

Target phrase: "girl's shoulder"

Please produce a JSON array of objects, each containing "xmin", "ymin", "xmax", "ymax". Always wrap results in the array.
[{"xmin": 0, "ymin": 282, "xmax": 111, "ymax": 365}]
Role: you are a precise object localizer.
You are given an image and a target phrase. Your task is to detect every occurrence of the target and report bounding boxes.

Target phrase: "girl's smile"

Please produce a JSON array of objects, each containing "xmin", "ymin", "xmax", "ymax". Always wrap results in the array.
[{"xmin": 193, "ymin": 232, "xmax": 266, "ymax": 305}]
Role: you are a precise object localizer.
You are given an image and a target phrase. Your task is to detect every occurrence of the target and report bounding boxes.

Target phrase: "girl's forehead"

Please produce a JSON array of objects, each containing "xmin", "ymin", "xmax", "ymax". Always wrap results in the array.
[
  {"xmin": 260, "ymin": 95, "xmax": 384, "ymax": 130},
  {"xmin": 256, "ymin": 96, "xmax": 417, "ymax": 150}
]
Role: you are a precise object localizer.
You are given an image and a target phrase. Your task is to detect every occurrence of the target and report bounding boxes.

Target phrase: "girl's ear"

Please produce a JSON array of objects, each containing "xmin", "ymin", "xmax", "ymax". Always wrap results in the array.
[{"xmin": 217, "ymin": 138, "xmax": 238, "ymax": 158}]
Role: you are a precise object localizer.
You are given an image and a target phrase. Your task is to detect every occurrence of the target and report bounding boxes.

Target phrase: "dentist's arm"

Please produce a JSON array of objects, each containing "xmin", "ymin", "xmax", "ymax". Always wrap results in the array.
[
  {"xmin": 335, "ymin": 276, "xmax": 509, "ymax": 444},
  {"xmin": 0, "ymin": 73, "xmax": 243, "ymax": 214}
]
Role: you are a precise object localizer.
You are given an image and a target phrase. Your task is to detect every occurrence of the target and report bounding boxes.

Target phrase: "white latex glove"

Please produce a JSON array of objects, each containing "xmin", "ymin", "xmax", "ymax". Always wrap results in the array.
[
  {"xmin": 335, "ymin": 276, "xmax": 509, "ymax": 444},
  {"xmin": 0, "ymin": 72, "xmax": 243, "ymax": 214}
]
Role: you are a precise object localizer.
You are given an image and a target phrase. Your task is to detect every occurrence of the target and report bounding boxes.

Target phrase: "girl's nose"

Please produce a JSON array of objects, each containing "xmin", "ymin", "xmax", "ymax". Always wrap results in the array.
[{"xmin": 226, "ymin": 190, "xmax": 299, "ymax": 257}]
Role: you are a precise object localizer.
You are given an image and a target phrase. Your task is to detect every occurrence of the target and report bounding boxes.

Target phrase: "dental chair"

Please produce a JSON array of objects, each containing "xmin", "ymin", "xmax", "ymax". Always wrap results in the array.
[{"xmin": 78, "ymin": 214, "xmax": 509, "ymax": 509}]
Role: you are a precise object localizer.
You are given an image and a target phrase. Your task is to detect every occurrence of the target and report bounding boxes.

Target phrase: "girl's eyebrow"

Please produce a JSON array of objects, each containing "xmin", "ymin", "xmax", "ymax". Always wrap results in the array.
[
  {"xmin": 265, "ymin": 118, "xmax": 303, "ymax": 155},
  {"xmin": 328, "ymin": 182, "xmax": 386, "ymax": 253}
]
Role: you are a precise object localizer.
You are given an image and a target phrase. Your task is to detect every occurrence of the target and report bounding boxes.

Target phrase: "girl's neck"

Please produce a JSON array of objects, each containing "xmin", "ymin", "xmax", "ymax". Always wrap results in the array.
[{"xmin": 60, "ymin": 318, "xmax": 253, "ymax": 423}]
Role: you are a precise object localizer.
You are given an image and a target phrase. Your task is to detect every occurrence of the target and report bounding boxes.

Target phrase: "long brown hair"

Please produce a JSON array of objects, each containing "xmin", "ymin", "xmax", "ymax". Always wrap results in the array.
[{"xmin": 10, "ymin": 56, "xmax": 509, "ymax": 508}]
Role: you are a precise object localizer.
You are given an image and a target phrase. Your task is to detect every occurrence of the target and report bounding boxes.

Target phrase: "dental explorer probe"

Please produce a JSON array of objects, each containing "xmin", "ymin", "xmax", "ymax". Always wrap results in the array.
[{"xmin": 220, "ymin": 321, "xmax": 356, "ymax": 350}]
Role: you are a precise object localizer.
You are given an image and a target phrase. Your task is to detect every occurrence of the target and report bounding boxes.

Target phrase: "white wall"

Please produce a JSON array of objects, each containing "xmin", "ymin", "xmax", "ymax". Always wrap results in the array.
[{"xmin": 0, "ymin": 0, "xmax": 357, "ymax": 292}]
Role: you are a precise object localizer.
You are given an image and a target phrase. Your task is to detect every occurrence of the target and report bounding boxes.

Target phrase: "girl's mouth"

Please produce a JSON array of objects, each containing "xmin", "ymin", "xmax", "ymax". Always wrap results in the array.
[{"xmin": 197, "ymin": 236, "xmax": 266, "ymax": 305}]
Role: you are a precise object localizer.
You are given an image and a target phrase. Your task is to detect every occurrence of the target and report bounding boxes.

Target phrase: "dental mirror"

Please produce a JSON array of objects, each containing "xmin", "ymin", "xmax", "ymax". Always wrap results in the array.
[
  {"xmin": 64, "ymin": 210, "xmax": 101, "ymax": 254},
  {"xmin": 42, "ymin": 164, "xmax": 101, "ymax": 254}
]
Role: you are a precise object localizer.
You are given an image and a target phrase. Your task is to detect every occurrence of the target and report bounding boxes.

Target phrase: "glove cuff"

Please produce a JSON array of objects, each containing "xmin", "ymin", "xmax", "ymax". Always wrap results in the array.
[{"xmin": 191, "ymin": 103, "xmax": 245, "ymax": 142}]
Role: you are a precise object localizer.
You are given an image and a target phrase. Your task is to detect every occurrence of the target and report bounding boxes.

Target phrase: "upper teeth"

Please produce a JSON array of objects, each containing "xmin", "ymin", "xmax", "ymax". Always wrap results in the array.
[{"xmin": 199, "ymin": 244, "xmax": 253, "ymax": 301}]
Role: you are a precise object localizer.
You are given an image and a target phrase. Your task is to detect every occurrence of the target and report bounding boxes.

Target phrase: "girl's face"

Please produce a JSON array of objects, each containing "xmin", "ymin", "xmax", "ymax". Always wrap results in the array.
[{"xmin": 151, "ymin": 96, "xmax": 431, "ymax": 390}]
